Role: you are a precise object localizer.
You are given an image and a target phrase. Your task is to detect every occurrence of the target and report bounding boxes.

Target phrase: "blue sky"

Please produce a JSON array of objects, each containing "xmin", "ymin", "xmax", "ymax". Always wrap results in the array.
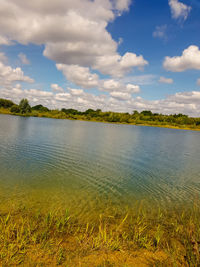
[{"xmin": 0, "ymin": 0, "xmax": 200, "ymax": 116}]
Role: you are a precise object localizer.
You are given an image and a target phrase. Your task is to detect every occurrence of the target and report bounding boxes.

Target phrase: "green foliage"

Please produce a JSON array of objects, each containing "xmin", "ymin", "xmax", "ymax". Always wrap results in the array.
[
  {"xmin": 10, "ymin": 105, "xmax": 20, "ymax": 113},
  {"xmin": 1, "ymin": 202, "xmax": 200, "ymax": 265},
  {"xmin": 61, "ymin": 108, "xmax": 81, "ymax": 115},
  {"xmin": 0, "ymin": 98, "xmax": 200, "ymax": 130},
  {"xmin": 19, "ymin": 99, "xmax": 31, "ymax": 114},
  {"xmin": 0, "ymin": 98, "xmax": 14, "ymax": 108},
  {"xmin": 32, "ymin": 104, "xmax": 49, "ymax": 112},
  {"xmin": 141, "ymin": 110, "xmax": 153, "ymax": 116}
]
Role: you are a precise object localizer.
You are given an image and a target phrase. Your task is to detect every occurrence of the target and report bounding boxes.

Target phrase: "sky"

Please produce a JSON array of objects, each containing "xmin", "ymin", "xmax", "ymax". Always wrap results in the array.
[{"xmin": 0, "ymin": 0, "xmax": 200, "ymax": 116}]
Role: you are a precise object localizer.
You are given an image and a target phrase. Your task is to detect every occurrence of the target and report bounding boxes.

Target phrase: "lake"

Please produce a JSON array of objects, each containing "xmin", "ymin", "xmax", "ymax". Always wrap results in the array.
[{"xmin": 0, "ymin": 114, "xmax": 200, "ymax": 219}]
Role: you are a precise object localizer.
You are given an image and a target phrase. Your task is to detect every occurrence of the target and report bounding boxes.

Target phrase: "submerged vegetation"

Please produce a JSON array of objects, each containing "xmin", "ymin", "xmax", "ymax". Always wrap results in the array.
[
  {"xmin": 1, "ymin": 98, "xmax": 200, "ymax": 265},
  {"xmin": 0, "ymin": 201, "xmax": 200, "ymax": 266},
  {"xmin": 0, "ymin": 98, "xmax": 200, "ymax": 130}
]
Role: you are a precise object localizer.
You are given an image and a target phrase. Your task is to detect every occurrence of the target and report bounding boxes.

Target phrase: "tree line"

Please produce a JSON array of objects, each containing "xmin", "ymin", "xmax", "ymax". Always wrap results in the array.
[{"xmin": 0, "ymin": 98, "xmax": 200, "ymax": 129}]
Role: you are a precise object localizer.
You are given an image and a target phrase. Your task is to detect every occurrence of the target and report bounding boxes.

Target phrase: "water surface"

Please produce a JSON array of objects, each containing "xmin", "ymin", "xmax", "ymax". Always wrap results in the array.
[{"xmin": 0, "ymin": 114, "xmax": 200, "ymax": 218}]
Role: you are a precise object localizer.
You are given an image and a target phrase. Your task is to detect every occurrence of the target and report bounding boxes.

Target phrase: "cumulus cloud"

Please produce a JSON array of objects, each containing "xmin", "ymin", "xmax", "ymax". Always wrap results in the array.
[
  {"xmin": 55, "ymin": 64, "xmax": 142, "ymax": 98},
  {"xmin": 101, "ymin": 79, "xmax": 121, "ymax": 92},
  {"xmin": 110, "ymin": 91, "xmax": 131, "ymax": 100},
  {"xmin": 169, "ymin": 0, "xmax": 191, "ymax": 20},
  {"xmin": 51, "ymin": 84, "xmax": 64, "ymax": 93},
  {"xmin": 56, "ymin": 64, "xmax": 99, "ymax": 89},
  {"xmin": 0, "ymin": 0, "xmax": 150, "ymax": 111},
  {"xmin": 94, "ymin": 52, "xmax": 148, "ymax": 77},
  {"xmin": 101, "ymin": 79, "xmax": 141, "ymax": 98},
  {"xmin": 0, "ymin": 60, "xmax": 34, "ymax": 87},
  {"xmin": 122, "ymin": 74, "xmax": 157, "ymax": 85},
  {"xmin": 163, "ymin": 45, "xmax": 200, "ymax": 72},
  {"xmin": 153, "ymin": 25, "xmax": 167, "ymax": 40},
  {"xmin": 159, "ymin": 76, "xmax": 174, "ymax": 84},
  {"xmin": 18, "ymin": 53, "xmax": 30, "ymax": 65},
  {"xmin": 114, "ymin": 0, "xmax": 131, "ymax": 12},
  {"xmin": 1, "ymin": 85, "xmax": 200, "ymax": 116},
  {"xmin": 0, "ymin": 35, "xmax": 12, "ymax": 45},
  {"xmin": 0, "ymin": 0, "xmax": 148, "ymax": 78},
  {"xmin": 0, "ymin": 0, "xmax": 198, "ymax": 117},
  {"xmin": 0, "ymin": 52, "xmax": 7, "ymax": 63},
  {"xmin": 126, "ymin": 84, "xmax": 140, "ymax": 93}
]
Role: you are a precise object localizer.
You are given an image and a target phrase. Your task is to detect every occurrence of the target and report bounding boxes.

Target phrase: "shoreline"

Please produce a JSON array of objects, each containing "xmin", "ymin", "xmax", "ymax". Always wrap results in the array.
[
  {"xmin": 1, "ymin": 108, "xmax": 200, "ymax": 132},
  {"xmin": 0, "ymin": 201, "xmax": 199, "ymax": 266}
]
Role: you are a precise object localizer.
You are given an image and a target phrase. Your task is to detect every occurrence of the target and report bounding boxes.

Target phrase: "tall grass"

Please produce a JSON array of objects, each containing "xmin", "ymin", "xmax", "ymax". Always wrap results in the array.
[{"xmin": 0, "ymin": 201, "xmax": 200, "ymax": 266}]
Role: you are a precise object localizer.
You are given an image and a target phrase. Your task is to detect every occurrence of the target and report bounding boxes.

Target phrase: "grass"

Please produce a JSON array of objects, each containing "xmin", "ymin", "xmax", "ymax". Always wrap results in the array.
[
  {"xmin": 1, "ymin": 107, "xmax": 200, "ymax": 132},
  {"xmin": 0, "ymin": 201, "xmax": 200, "ymax": 266}
]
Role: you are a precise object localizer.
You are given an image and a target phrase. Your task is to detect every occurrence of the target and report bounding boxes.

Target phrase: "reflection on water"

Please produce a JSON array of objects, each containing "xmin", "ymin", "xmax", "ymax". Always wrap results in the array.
[{"xmin": 0, "ymin": 114, "xmax": 200, "ymax": 218}]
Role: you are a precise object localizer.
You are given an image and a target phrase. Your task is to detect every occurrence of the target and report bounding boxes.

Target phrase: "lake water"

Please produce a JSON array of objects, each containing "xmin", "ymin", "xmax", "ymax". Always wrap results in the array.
[{"xmin": 0, "ymin": 114, "xmax": 200, "ymax": 218}]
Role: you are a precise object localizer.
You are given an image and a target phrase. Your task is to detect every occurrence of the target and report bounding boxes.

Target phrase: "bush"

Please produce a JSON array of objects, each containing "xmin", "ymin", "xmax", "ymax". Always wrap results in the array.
[
  {"xmin": 0, "ymin": 98, "xmax": 15, "ymax": 108},
  {"xmin": 10, "ymin": 105, "xmax": 20, "ymax": 113}
]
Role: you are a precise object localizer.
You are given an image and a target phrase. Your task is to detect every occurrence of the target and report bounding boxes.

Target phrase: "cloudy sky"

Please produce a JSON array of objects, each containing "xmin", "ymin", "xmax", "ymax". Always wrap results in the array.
[{"xmin": 0, "ymin": 0, "xmax": 200, "ymax": 116}]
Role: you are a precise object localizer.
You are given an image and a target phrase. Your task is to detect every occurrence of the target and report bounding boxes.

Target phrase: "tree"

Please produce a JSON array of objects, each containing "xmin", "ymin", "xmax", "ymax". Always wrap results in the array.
[
  {"xmin": 32, "ymin": 104, "xmax": 49, "ymax": 112},
  {"xmin": 141, "ymin": 110, "xmax": 153, "ymax": 116},
  {"xmin": 0, "ymin": 98, "xmax": 15, "ymax": 108},
  {"xmin": 19, "ymin": 99, "xmax": 31, "ymax": 114},
  {"xmin": 10, "ymin": 105, "xmax": 20, "ymax": 113},
  {"xmin": 133, "ymin": 110, "xmax": 139, "ymax": 116}
]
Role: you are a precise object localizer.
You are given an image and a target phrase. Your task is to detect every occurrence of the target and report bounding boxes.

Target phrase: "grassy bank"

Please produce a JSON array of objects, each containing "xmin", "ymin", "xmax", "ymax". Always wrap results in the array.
[
  {"xmin": 1, "ymin": 201, "xmax": 200, "ymax": 266},
  {"xmin": 1, "ymin": 107, "xmax": 200, "ymax": 132}
]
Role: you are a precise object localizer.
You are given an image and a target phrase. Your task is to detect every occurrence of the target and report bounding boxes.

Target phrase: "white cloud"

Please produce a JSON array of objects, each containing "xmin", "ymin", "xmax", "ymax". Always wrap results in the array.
[
  {"xmin": 101, "ymin": 79, "xmax": 121, "ymax": 92},
  {"xmin": 159, "ymin": 76, "xmax": 174, "ymax": 84},
  {"xmin": 1, "ymin": 86, "xmax": 200, "ymax": 116},
  {"xmin": 0, "ymin": 0, "xmax": 148, "ymax": 78},
  {"xmin": 197, "ymin": 78, "xmax": 200, "ymax": 86},
  {"xmin": 169, "ymin": 0, "xmax": 191, "ymax": 20},
  {"xmin": 56, "ymin": 64, "xmax": 99, "ymax": 89},
  {"xmin": 110, "ymin": 91, "xmax": 131, "ymax": 100},
  {"xmin": 55, "ymin": 63, "xmax": 142, "ymax": 97},
  {"xmin": 68, "ymin": 88, "xmax": 85, "ymax": 96},
  {"xmin": 0, "ymin": 52, "xmax": 7, "ymax": 63},
  {"xmin": 51, "ymin": 84, "xmax": 64, "ymax": 93},
  {"xmin": 55, "ymin": 92, "xmax": 70, "ymax": 102},
  {"xmin": 94, "ymin": 52, "xmax": 148, "ymax": 77},
  {"xmin": 153, "ymin": 25, "xmax": 167, "ymax": 40},
  {"xmin": 18, "ymin": 53, "xmax": 30, "ymax": 65},
  {"xmin": 126, "ymin": 84, "xmax": 140, "ymax": 93},
  {"xmin": 121, "ymin": 74, "xmax": 157, "ymax": 85},
  {"xmin": 114, "ymin": 0, "xmax": 131, "ymax": 12},
  {"xmin": 0, "ymin": 35, "xmax": 12, "ymax": 45},
  {"xmin": 0, "ymin": 60, "xmax": 34, "ymax": 87},
  {"xmin": 101, "ymin": 79, "xmax": 141, "ymax": 96},
  {"xmin": 163, "ymin": 45, "xmax": 200, "ymax": 72}
]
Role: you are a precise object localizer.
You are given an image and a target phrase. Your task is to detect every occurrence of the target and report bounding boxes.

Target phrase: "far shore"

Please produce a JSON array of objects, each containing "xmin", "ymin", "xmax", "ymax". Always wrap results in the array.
[{"xmin": 1, "ymin": 107, "xmax": 200, "ymax": 132}]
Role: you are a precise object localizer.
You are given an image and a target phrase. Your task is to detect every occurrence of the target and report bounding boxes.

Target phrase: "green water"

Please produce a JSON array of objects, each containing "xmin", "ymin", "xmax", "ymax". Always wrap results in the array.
[{"xmin": 0, "ymin": 114, "xmax": 200, "ymax": 218}]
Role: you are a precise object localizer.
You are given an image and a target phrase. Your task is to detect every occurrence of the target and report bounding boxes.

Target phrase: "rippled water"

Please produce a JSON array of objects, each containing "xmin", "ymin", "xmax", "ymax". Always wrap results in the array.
[{"xmin": 0, "ymin": 114, "xmax": 200, "ymax": 217}]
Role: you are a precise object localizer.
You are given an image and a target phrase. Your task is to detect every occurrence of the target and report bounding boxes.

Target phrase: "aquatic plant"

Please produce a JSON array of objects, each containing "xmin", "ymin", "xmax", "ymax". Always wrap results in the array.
[{"xmin": 0, "ymin": 201, "xmax": 200, "ymax": 266}]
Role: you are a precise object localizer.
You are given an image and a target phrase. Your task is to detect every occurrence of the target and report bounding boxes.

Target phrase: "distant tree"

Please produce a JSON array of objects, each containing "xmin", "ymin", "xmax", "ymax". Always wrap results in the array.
[
  {"xmin": 19, "ymin": 99, "xmax": 31, "ymax": 114},
  {"xmin": 32, "ymin": 104, "xmax": 49, "ymax": 112},
  {"xmin": 141, "ymin": 110, "xmax": 153, "ymax": 116},
  {"xmin": 96, "ymin": 109, "xmax": 102, "ymax": 113},
  {"xmin": 84, "ymin": 109, "xmax": 95, "ymax": 114},
  {"xmin": 133, "ymin": 110, "xmax": 139, "ymax": 116},
  {"xmin": 10, "ymin": 105, "xmax": 20, "ymax": 113},
  {"xmin": 61, "ymin": 108, "xmax": 80, "ymax": 115},
  {"xmin": 0, "ymin": 98, "xmax": 15, "ymax": 108}
]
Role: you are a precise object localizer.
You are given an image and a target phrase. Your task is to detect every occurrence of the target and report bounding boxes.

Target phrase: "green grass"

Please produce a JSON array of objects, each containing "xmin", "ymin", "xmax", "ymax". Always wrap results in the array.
[
  {"xmin": 0, "ymin": 201, "xmax": 200, "ymax": 266},
  {"xmin": 1, "ymin": 107, "xmax": 200, "ymax": 131}
]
